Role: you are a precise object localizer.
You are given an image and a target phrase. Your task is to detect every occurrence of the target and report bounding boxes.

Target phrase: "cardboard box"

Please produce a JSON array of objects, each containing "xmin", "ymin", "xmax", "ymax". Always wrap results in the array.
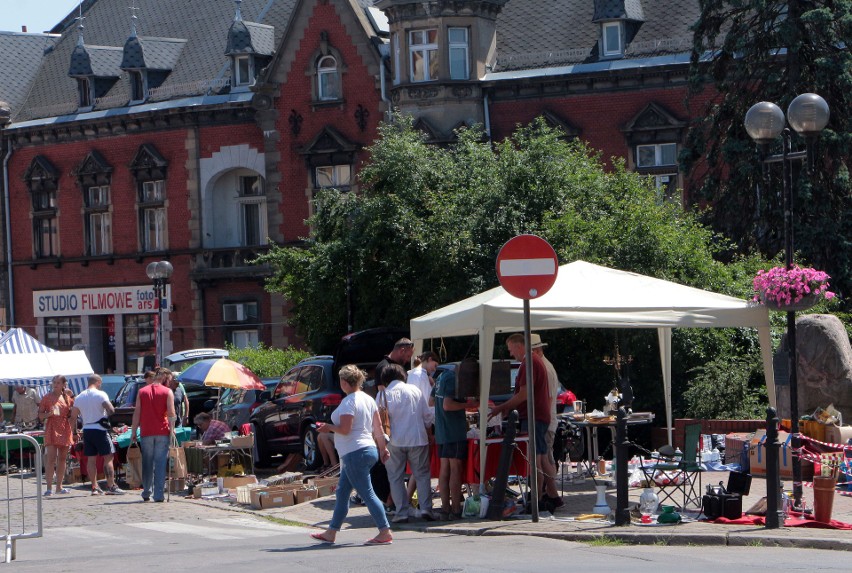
[
  {"xmin": 168, "ymin": 478, "xmax": 187, "ymax": 493},
  {"xmin": 295, "ymin": 487, "xmax": 319, "ymax": 504},
  {"xmin": 306, "ymin": 477, "xmax": 338, "ymax": 497},
  {"xmin": 193, "ymin": 482, "xmax": 219, "ymax": 498},
  {"xmin": 799, "ymin": 420, "xmax": 827, "ymax": 442},
  {"xmin": 222, "ymin": 474, "xmax": 257, "ymax": 489},
  {"xmin": 249, "ymin": 484, "xmax": 301, "ymax": 509},
  {"xmin": 749, "ymin": 429, "xmax": 813, "ymax": 479},
  {"xmin": 256, "ymin": 489, "xmax": 295, "ymax": 509},
  {"xmin": 229, "ymin": 434, "xmax": 254, "ymax": 449}
]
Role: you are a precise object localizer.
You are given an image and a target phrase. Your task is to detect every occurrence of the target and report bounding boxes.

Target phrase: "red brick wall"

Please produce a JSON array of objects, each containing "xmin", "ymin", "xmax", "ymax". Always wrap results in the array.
[{"xmin": 274, "ymin": 1, "xmax": 383, "ymax": 241}]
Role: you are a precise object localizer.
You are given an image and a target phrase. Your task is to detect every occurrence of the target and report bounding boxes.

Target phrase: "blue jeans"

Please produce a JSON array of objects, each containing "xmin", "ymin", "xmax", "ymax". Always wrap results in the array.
[
  {"xmin": 330, "ymin": 446, "xmax": 389, "ymax": 532},
  {"xmin": 140, "ymin": 435, "xmax": 169, "ymax": 501}
]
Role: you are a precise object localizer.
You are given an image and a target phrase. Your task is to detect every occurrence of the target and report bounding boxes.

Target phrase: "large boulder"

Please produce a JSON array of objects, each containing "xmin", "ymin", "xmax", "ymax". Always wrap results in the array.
[{"xmin": 775, "ymin": 314, "xmax": 852, "ymax": 424}]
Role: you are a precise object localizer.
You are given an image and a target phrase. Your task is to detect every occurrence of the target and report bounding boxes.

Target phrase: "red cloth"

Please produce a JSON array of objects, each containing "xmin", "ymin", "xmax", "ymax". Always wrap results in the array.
[
  {"xmin": 711, "ymin": 513, "xmax": 852, "ymax": 530},
  {"xmin": 426, "ymin": 439, "xmax": 528, "ymax": 483},
  {"xmin": 137, "ymin": 383, "xmax": 171, "ymax": 437},
  {"xmin": 514, "ymin": 354, "xmax": 551, "ymax": 425}
]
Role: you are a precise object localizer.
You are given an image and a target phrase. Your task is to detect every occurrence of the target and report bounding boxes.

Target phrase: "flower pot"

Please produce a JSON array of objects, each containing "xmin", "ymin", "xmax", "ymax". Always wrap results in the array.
[{"xmin": 759, "ymin": 292, "xmax": 820, "ymax": 312}]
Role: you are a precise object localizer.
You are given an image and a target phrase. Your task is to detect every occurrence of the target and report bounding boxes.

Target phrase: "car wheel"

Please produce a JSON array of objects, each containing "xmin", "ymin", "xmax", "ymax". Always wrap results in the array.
[
  {"xmin": 253, "ymin": 424, "xmax": 271, "ymax": 467},
  {"xmin": 302, "ymin": 425, "xmax": 322, "ymax": 470}
]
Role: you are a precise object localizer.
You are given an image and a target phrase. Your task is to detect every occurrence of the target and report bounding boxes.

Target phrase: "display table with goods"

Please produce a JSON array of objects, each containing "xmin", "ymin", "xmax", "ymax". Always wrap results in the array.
[
  {"xmin": 567, "ymin": 412, "xmax": 654, "ymax": 477},
  {"xmin": 183, "ymin": 433, "xmax": 254, "ymax": 478}
]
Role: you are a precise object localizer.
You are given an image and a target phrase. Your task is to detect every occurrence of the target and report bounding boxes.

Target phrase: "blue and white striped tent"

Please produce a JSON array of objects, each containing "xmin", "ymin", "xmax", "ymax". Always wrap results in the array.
[{"xmin": 0, "ymin": 328, "xmax": 94, "ymax": 395}]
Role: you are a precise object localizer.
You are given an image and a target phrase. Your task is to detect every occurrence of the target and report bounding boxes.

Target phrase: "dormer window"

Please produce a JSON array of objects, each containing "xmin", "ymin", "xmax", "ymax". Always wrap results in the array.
[
  {"xmin": 317, "ymin": 56, "xmax": 339, "ymax": 100},
  {"xmin": 410, "ymin": 29, "xmax": 438, "ymax": 82},
  {"xmin": 234, "ymin": 55, "xmax": 252, "ymax": 86},
  {"xmin": 77, "ymin": 78, "xmax": 93, "ymax": 108},
  {"xmin": 130, "ymin": 70, "xmax": 146, "ymax": 102},
  {"xmin": 602, "ymin": 22, "xmax": 623, "ymax": 57}
]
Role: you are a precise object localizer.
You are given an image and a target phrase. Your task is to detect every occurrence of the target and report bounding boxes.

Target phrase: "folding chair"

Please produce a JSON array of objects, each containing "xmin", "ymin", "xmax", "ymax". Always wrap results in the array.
[{"xmin": 640, "ymin": 423, "xmax": 703, "ymax": 510}]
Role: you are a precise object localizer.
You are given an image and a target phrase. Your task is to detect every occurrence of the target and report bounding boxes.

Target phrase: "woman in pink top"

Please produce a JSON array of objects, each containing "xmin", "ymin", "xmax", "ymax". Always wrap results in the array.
[{"xmin": 38, "ymin": 375, "xmax": 75, "ymax": 496}]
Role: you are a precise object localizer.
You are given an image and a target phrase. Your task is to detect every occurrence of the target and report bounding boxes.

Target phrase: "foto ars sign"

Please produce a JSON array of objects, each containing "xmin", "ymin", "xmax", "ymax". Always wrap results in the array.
[{"xmin": 496, "ymin": 235, "xmax": 558, "ymax": 299}]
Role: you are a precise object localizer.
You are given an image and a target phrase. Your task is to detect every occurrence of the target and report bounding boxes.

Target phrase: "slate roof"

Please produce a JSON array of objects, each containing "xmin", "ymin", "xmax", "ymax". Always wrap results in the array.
[
  {"xmin": 121, "ymin": 36, "xmax": 187, "ymax": 70},
  {"xmin": 226, "ymin": 20, "xmax": 276, "ymax": 56},
  {"xmin": 494, "ymin": 0, "xmax": 699, "ymax": 72},
  {"xmin": 0, "ymin": 32, "xmax": 58, "ymax": 115},
  {"xmin": 592, "ymin": 0, "xmax": 645, "ymax": 22},
  {"xmin": 69, "ymin": 43, "xmax": 123, "ymax": 77},
  {"xmin": 14, "ymin": 0, "xmax": 300, "ymax": 123}
]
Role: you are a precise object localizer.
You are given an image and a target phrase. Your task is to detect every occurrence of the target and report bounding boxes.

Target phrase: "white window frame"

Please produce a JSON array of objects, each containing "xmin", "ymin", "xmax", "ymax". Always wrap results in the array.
[
  {"xmin": 142, "ymin": 206, "xmax": 166, "ymax": 252},
  {"xmin": 232, "ymin": 330, "xmax": 259, "ymax": 349},
  {"xmin": 87, "ymin": 211, "xmax": 112, "ymax": 255},
  {"xmin": 392, "ymin": 32, "xmax": 401, "ymax": 85},
  {"xmin": 448, "ymin": 27, "xmax": 469, "ymax": 80},
  {"xmin": 315, "ymin": 165, "xmax": 352, "ymax": 189},
  {"xmin": 409, "ymin": 29, "xmax": 438, "ymax": 82},
  {"xmin": 602, "ymin": 21, "xmax": 623, "ymax": 57},
  {"xmin": 234, "ymin": 55, "xmax": 253, "ymax": 87},
  {"xmin": 636, "ymin": 143, "xmax": 678, "ymax": 168},
  {"xmin": 142, "ymin": 180, "xmax": 165, "ymax": 202},
  {"xmin": 317, "ymin": 55, "xmax": 340, "ymax": 100}
]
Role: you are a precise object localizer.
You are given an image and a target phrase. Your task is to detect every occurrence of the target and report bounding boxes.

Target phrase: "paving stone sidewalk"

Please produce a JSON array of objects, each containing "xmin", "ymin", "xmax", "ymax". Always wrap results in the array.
[{"xmin": 239, "ymin": 471, "xmax": 852, "ymax": 551}]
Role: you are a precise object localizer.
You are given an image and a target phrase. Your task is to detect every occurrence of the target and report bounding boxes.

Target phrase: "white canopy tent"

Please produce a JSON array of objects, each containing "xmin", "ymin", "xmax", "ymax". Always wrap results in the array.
[
  {"xmin": 0, "ymin": 328, "xmax": 94, "ymax": 394},
  {"xmin": 409, "ymin": 260, "xmax": 775, "ymax": 481}
]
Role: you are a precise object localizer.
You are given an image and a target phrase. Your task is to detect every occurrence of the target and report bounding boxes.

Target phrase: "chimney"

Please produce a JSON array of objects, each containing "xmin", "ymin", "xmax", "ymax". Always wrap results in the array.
[{"xmin": 22, "ymin": 26, "xmax": 28, "ymax": 33}]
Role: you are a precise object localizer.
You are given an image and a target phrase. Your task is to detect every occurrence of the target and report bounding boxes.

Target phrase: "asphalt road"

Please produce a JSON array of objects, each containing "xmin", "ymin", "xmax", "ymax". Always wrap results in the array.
[{"xmin": 8, "ymin": 514, "xmax": 851, "ymax": 572}]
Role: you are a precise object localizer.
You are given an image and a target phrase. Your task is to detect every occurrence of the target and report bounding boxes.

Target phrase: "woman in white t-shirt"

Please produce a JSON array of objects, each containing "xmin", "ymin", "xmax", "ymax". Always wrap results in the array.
[{"xmin": 310, "ymin": 365, "xmax": 393, "ymax": 546}]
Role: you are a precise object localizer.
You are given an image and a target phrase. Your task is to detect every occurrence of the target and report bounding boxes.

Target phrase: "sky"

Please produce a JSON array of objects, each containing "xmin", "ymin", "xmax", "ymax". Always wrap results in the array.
[{"xmin": 0, "ymin": 0, "xmax": 83, "ymax": 34}]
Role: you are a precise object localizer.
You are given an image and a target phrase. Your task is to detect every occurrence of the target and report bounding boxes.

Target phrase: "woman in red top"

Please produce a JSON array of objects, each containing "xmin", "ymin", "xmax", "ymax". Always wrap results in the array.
[{"xmin": 38, "ymin": 375, "xmax": 75, "ymax": 496}]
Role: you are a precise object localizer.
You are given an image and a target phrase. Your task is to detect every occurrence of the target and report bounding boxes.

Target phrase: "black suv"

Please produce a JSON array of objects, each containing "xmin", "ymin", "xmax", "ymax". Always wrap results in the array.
[{"xmin": 250, "ymin": 327, "xmax": 408, "ymax": 469}]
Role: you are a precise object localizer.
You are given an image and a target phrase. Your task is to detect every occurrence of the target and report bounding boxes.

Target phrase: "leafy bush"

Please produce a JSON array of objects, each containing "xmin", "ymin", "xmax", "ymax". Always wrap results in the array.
[
  {"xmin": 224, "ymin": 343, "xmax": 310, "ymax": 379},
  {"xmin": 683, "ymin": 354, "xmax": 767, "ymax": 419}
]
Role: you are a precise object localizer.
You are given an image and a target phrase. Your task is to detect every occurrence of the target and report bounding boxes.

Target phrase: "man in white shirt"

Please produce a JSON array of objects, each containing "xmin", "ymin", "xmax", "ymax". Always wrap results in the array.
[
  {"xmin": 71, "ymin": 374, "xmax": 124, "ymax": 495},
  {"xmin": 407, "ymin": 351, "xmax": 439, "ymax": 408},
  {"xmin": 380, "ymin": 363, "xmax": 434, "ymax": 522}
]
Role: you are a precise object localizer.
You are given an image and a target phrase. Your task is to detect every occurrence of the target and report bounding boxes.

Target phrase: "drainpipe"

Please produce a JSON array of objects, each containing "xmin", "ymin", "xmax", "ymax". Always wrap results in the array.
[
  {"xmin": 3, "ymin": 142, "xmax": 14, "ymax": 328},
  {"xmin": 483, "ymin": 92, "xmax": 492, "ymax": 142}
]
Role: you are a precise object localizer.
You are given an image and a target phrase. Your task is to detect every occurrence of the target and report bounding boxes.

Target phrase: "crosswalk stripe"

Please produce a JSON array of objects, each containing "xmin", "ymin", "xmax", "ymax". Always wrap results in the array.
[
  {"xmin": 48, "ymin": 526, "xmax": 152, "ymax": 545},
  {"xmin": 127, "ymin": 521, "xmax": 297, "ymax": 540}
]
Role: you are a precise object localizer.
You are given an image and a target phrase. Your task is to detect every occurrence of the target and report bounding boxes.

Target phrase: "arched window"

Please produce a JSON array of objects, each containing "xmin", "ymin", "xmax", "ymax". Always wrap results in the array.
[{"xmin": 317, "ymin": 56, "xmax": 339, "ymax": 101}]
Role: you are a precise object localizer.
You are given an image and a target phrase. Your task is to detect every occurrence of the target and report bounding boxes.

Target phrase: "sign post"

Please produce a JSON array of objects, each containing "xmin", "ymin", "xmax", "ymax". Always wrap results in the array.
[{"xmin": 496, "ymin": 234, "xmax": 558, "ymax": 522}]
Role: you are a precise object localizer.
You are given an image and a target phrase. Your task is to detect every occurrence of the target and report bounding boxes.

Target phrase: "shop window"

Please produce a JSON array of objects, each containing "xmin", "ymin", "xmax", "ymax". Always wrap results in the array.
[
  {"xmin": 84, "ymin": 185, "xmax": 112, "ymax": 256},
  {"xmin": 315, "ymin": 165, "xmax": 351, "ymax": 190},
  {"xmin": 45, "ymin": 316, "xmax": 82, "ymax": 351},
  {"xmin": 602, "ymin": 22, "xmax": 623, "ymax": 57},
  {"xmin": 409, "ymin": 29, "xmax": 438, "ymax": 82},
  {"xmin": 317, "ymin": 56, "xmax": 340, "ymax": 100},
  {"xmin": 448, "ymin": 27, "xmax": 469, "ymax": 80},
  {"xmin": 124, "ymin": 314, "xmax": 155, "ymax": 349}
]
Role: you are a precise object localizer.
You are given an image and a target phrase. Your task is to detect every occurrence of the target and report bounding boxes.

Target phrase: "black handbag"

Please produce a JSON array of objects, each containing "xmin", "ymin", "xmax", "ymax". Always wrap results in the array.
[{"xmin": 702, "ymin": 482, "xmax": 742, "ymax": 519}]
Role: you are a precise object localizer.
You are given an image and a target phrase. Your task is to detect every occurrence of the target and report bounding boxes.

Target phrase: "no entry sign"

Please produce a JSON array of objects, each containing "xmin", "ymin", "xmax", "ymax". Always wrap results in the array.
[{"xmin": 496, "ymin": 234, "xmax": 558, "ymax": 299}]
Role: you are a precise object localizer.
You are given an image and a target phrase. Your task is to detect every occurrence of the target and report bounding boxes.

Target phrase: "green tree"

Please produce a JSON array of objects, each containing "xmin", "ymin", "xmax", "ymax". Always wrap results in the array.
[
  {"xmin": 257, "ymin": 115, "xmax": 772, "ymax": 418},
  {"xmin": 223, "ymin": 343, "xmax": 310, "ymax": 379},
  {"xmin": 685, "ymin": 0, "xmax": 852, "ymax": 302}
]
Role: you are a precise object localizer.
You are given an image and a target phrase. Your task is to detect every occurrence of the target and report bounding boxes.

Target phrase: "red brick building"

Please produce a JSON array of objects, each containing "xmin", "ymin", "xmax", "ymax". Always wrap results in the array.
[{"xmin": 0, "ymin": 0, "xmax": 709, "ymax": 372}]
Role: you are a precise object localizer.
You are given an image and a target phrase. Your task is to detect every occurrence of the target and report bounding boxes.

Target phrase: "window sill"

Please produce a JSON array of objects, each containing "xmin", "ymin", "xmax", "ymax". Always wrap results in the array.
[{"xmin": 311, "ymin": 98, "xmax": 345, "ymax": 111}]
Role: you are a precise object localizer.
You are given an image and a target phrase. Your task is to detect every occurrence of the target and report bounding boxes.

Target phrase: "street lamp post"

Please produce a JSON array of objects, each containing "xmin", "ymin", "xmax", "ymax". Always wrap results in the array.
[
  {"xmin": 146, "ymin": 260, "xmax": 174, "ymax": 367},
  {"xmin": 745, "ymin": 93, "xmax": 830, "ymax": 511}
]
